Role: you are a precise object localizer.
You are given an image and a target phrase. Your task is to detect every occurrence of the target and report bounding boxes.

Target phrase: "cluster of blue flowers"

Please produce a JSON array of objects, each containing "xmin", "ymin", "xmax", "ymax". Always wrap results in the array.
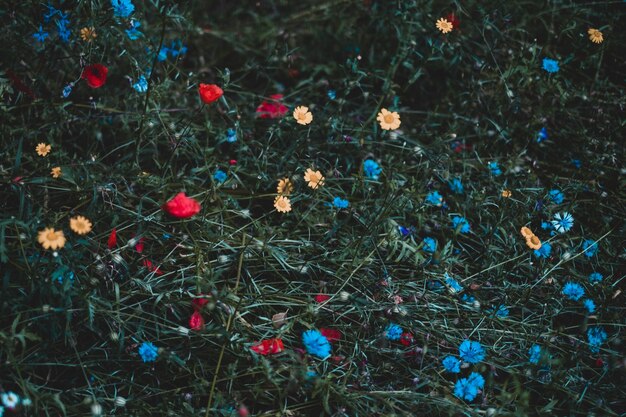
[
  {"xmin": 442, "ymin": 340, "xmax": 486, "ymax": 402},
  {"xmin": 562, "ymin": 282, "xmax": 597, "ymax": 315},
  {"xmin": 33, "ymin": 4, "xmax": 71, "ymax": 45},
  {"xmin": 126, "ymin": 19, "xmax": 143, "ymax": 40},
  {"xmin": 444, "ymin": 273, "xmax": 463, "ymax": 293},
  {"xmin": 587, "ymin": 326, "xmax": 607, "ymax": 353},
  {"xmin": 157, "ymin": 40, "xmax": 188, "ymax": 62},
  {"xmin": 226, "ymin": 128, "xmax": 237, "ymax": 143},
  {"xmin": 533, "ymin": 241, "xmax": 552, "ymax": 259},
  {"xmin": 454, "ymin": 372, "xmax": 485, "ymax": 401},
  {"xmin": 133, "ymin": 76, "xmax": 148, "ymax": 93},
  {"xmin": 111, "ymin": 0, "xmax": 135, "ymax": 18},
  {"xmin": 549, "ymin": 189, "xmax": 564, "ymax": 204},
  {"xmin": 528, "ymin": 344, "xmax": 542, "ymax": 364},
  {"xmin": 302, "ymin": 329, "xmax": 331, "ymax": 358}
]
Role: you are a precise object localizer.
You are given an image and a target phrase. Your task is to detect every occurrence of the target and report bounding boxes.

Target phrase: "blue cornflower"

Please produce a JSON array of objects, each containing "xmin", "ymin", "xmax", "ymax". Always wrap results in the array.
[
  {"xmin": 133, "ymin": 75, "xmax": 148, "ymax": 93},
  {"xmin": 425, "ymin": 191, "xmax": 443, "ymax": 207},
  {"xmin": 111, "ymin": 0, "xmax": 135, "ymax": 17},
  {"xmin": 583, "ymin": 299, "xmax": 596, "ymax": 314},
  {"xmin": 533, "ymin": 242, "xmax": 552, "ymax": 259},
  {"xmin": 33, "ymin": 25, "xmax": 49, "ymax": 43},
  {"xmin": 488, "ymin": 161, "xmax": 502, "ymax": 176},
  {"xmin": 126, "ymin": 19, "xmax": 143, "ymax": 40},
  {"xmin": 448, "ymin": 178, "xmax": 463, "ymax": 194},
  {"xmin": 384, "ymin": 323, "xmax": 403, "ymax": 341},
  {"xmin": 587, "ymin": 326, "xmax": 607, "ymax": 353},
  {"xmin": 55, "ymin": 12, "xmax": 70, "ymax": 43},
  {"xmin": 571, "ymin": 159, "xmax": 581, "ymax": 168},
  {"xmin": 541, "ymin": 221, "xmax": 554, "ymax": 231},
  {"xmin": 44, "ymin": 4, "xmax": 60, "ymax": 22},
  {"xmin": 528, "ymin": 344, "xmax": 541, "ymax": 364},
  {"xmin": 226, "ymin": 128, "xmax": 237, "ymax": 143},
  {"xmin": 444, "ymin": 273, "xmax": 463, "ymax": 293},
  {"xmin": 461, "ymin": 294, "xmax": 475, "ymax": 304},
  {"xmin": 562, "ymin": 282, "xmax": 584, "ymax": 301},
  {"xmin": 451, "ymin": 216, "xmax": 470, "ymax": 233},
  {"xmin": 138, "ymin": 342, "xmax": 158, "ymax": 362},
  {"xmin": 422, "ymin": 237, "xmax": 437, "ymax": 253},
  {"xmin": 62, "ymin": 83, "xmax": 73, "ymax": 98},
  {"xmin": 302, "ymin": 329, "xmax": 331, "ymax": 358},
  {"xmin": 551, "ymin": 212, "xmax": 574, "ymax": 233},
  {"xmin": 459, "ymin": 340, "xmax": 485, "ymax": 364},
  {"xmin": 542, "ymin": 58, "xmax": 560, "ymax": 73},
  {"xmin": 214, "ymin": 169, "xmax": 227, "ymax": 184},
  {"xmin": 327, "ymin": 89, "xmax": 336, "ymax": 100},
  {"xmin": 492, "ymin": 305, "xmax": 509, "ymax": 318},
  {"xmin": 582, "ymin": 239, "xmax": 598, "ymax": 257},
  {"xmin": 363, "ymin": 159, "xmax": 382, "ymax": 179},
  {"xmin": 157, "ymin": 46, "xmax": 169, "ymax": 61},
  {"xmin": 548, "ymin": 189, "xmax": 564, "ymax": 204},
  {"xmin": 167, "ymin": 40, "xmax": 188, "ymax": 58},
  {"xmin": 536, "ymin": 127, "xmax": 548, "ymax": 143},
  {"xmin": 442, "ymin": 356, "xmax": 461, "ymax": 373},
  {"xmin": 454, "ymin": 372, "xmax": 485, "ymax": 401},
  {"xmin": 332, "ymin": 197, "xmax": 349, "ymax": 209},
  {"xmin": 588, "ymin": 272, "xmax": 603, "ymax": 283},
  {"xmin": 398, "ymin": 225, "xmax": 413, "ymax": 237}
]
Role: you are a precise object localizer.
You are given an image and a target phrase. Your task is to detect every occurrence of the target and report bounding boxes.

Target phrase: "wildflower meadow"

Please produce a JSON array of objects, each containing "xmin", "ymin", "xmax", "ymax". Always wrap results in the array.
[{"xmin": 0, "ymin": 1, "xmax": 625, "ymax": 416}]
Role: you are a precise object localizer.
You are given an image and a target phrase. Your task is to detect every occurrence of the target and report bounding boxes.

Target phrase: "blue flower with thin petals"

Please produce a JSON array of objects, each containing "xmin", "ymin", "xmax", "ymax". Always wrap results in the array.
[
  {"xmin": 551, "ymin": 212, "xmax": 574, "ymax": 233},
  {"xmin": 451, "ymin": 216, "xmax": 470, "ymax": 233},
  {"xmin": 448, "ymin": 178, "xmax": 463, "ymax": 194},
  {"xmin": 454, "ymin": 372, "xmax": 485, "ymax": 401},
  {"xmin": 302, "ymin": 329, "xmax": 331, "ymax": 358},
  {"xmin": 459, "ymin": 340, "xmax": 485, "ymax": 364},
  {"xmin": 425, "ymin": 191, "xmax": 443, "ymax": 206},
  {"xmin": 363, "ymin": 159, "xmax": 382, "ymax": 179},
  {"xmin": 536, "ymin": 127, "xmax": 548, "ymax": 143},
  {"xmin": 528, "ymin": 344, "xmax": 541, "ymax": 364},
  {"xmin": 587, "ymin": 326, "xmax": 607, "ymax": 353},
  {"xmin": 111, "ymin": 0, "xmax": 135, "ymax": 17},
  {"xmin": 133, "ymin": 76, "xmax": 148, "ymax": 93},
  {"xmin": 384, "ymin": 323, "xmax": 403, "ymax": 340},
  {"xmin": 33, "ymin": 26, "xmax": 49, "ymax": 43},
  {"xmin": 332, "ymin": 197, "xmax": 349, "ymax": 209},
  {"xmin": 492, "ymin": 305, "xmax": 509, "ymax": 318},
  {"xmin": 582, "ymin": 239, "xmax": 598, "ymax": 257},
  {"xmin": 226, "ymin": 128, "xmax": 237, "ymax": 143},
  {"xmin": 488, "ymin": 161, "xmax": 502, "ymax": 176},
  {"xmin": 583, "ymin": 299, "xmax": 596, "ymax": 313},
  {"xmin": 214, "ymin": 170, "xmax": 227, "ymax": 184},
  {"xmin": 533, "ymin": 242, "xmax": 552, "ymax": 259},
  {"xmin": 62, "ymin": 83, "xmax": 73, "ymax": 98},
  {"xmin": 138, "ymin": 342, "xmax": 158, "ymax": 362},
  {"xmin": 541, "ymin": 221, "xmax": 554, "ymax": 231},
  {"xmin": 548, "ymin": 189, "xmax": 564, "ymax": 204},
  {"xmin": 562, "ymin": 282, "xmax": 584, "ymax": 301},
  {"xmin": 542, "ymin": 58, "xmax": 560, "ymax": 73},
  {"xmin": 126, "ymin": 20, "xmax": 143, "ymax": 40},
  {"xmin": 398, "ymin": 225, "xmax": 413, "ymax": 237},
  {"xmin": 445, "ymin": 273, "xmax": 463, "ymax": 293},
  {"xmin": 442, "ymin": 356, "xmax": 461, "ymax": 373},
  {"xmin": 44, "ymin": 4, "xmax": 60, "ymax": 22},
  {"xmin": 588, "ymin": 272, "xmax": 603, "ymax": 283},
  {"xmin": 167, "ymin": 40, "xmax": 187, "ymax": 58},
  {"xmin": 422, "ymin": 237, "xmax": 437, "ymax": 253}
]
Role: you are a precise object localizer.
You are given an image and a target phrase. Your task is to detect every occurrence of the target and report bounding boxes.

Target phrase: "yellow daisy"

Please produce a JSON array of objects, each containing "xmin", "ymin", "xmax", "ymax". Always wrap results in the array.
[
  {"xmin": 70, "ymin": 215, "xmax": 93, "ymax": 235},
  {"xmin": 51, "ymin": 167, "xmax": 62, "ymax": 178},
  {"xmin": 587, "ymin": 28, "xmax": 603, "ymax": 44},
  {"xmin": 303, "ymin": 168, "xmax": 324, "ymax": 189},
  {"xmin": 274, "ymin": 196, "xmax": 292, "ymax": 213},
  {"xmin": 277, "ymin": 178, "xmax": 293, "ymax": 195},
  {"xmin": 376, "ymin": 108, "xmax": 401, "ymax": 130},
  {"xmin": 36, "ymin": 143, "xmax": 51, "ymax": 157},
  {"xmin": 80, "ymin": 27, "xmax": 97, "ymax": 42},
  {"xmin": 293, "ymin": 106, "xmax": 313, "ymax": 125},
  {"xmin": 38, "ymin": 227, "xmax": 66, "ymax": 250},
  {"xmin": 436, "ymin": 18, "xmax": 453, "ymax": 34}
]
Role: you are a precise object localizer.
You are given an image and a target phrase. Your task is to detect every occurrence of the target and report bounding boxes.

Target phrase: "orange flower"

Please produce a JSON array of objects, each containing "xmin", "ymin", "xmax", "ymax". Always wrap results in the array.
[
  {"xmin": 36, "ymin": 143, "xmax": 51, "ymax": 156},
  {"xmin": 525, "ymin": 235, "xmax": 542, "ymax": 250},
  {"xmin": 376, "ymin": 108, "xmax": 401, "ymax": 130},
  {"xmin": 587, "ymin": 28, "xmax": 603, "ymax": 44},
  {"xmin": 51, "ymin": 167, "xmax": 62, "ymax": 178},
  {"xmin": 520, "ymin": 227, "xmax": 534, "ymax": 239},
  {"xmin": 80, "ymin": 27, "xmax": 97, "ymax": 42},
  {"xmin": 274, "ymin": 196, "xmax": 292, "ymax": 213},
  {"xmin": 70, "ymin": 215, "xmax": 93, "ymax": 235},
  {"xmin": 293, "ymin": 106, "xmax": 313, "ymax": 125},
  {"xmin": 277, "ymin": 178, "xmax": 293, "ymax": 195},
  {"xmin": 303, "ymin": 168, "xmax": 324, "ymax": 189},
  {"xmin": 501, "ymin": 189, "xmax": 512, "ymax": 198},
  {"xmin": 38, "ymin": 227, "xmax": 66, "ymax": 250},
  {"xmin": 436, "ymin": 18, "xmax": 453, "ymax": 34}
]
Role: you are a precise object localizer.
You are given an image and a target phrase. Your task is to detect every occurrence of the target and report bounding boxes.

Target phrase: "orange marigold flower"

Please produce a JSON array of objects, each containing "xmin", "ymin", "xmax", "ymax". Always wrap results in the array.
[
  {"xmin": 303, "ymin": 168, "xmax": 324, "ymax": 189},
  {"xmin": 36, "ymin": 143, "xmax": 51, "ymax": 156},
  {"xmin": 38, "ymin": 227, "xmax": 66, "ymax": 250},
  {"xmin": 277, "ymin": 178, "xmax": 293, "ymax": 195},
  {"xmin": 525, "ymin": 235, "xmax": 542, "ymax": 250},
  {"xmin": 436, "ymin": 18, "xmax": 453, "ymax": 34},
  {"xmin": 70, "ymin": 215, "xmax": 93, "ymax": 235},
  {"xmin": 80, "ymin": 27, "xmax": 97, "ymax": 42},
  {"xmin": 520, "ymin": 227, "xmax": 534, "ymax": 239},
  {"xmin": 274, "ymin": 195, "xmax": 292, "ymax": 213},
  {"xmin": 587, "ymin": 28, "xmax": 603, "ymax": 44},
  {"xmin": 376, "ymin": 108, "xmax": 401, "ymax": 130},
  {"xmin": 502, "ymin": 189, "xmax": 512, "ymax": 198}
]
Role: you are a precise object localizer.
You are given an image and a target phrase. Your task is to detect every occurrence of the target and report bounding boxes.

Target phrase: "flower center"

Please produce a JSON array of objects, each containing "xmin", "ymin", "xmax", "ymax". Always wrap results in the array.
[
  {"xmin": 529, "ymin": 236, "xmax": 540, "ymax": 245},
  {"xmin": 384, "ymin": 114, "xmax": 394, "ymax": 124},
  {"xmin": 47, "ymin": 231, "xmax": 57, "ymax": 240}
]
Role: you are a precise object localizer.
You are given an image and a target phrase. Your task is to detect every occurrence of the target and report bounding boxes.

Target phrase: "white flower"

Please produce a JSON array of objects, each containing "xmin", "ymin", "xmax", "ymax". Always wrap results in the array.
[{"xmin": 1, "ymin": 392, "xmax": 20, "ymax": 409}]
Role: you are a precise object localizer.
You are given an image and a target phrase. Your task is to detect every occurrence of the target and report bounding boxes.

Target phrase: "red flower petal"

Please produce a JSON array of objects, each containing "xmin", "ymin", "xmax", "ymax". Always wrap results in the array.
[
  {"xmin": 134, "ymin": 236, "xmax": 145, "ymax": 253},
  {"xmin": 82, "ymin": 64, "xmax": 108, "ymax": 89},
  {"xmin": 162, "ymin": 192, "xmax": 201, "ymax": 219},
  {"xmin": 107, "ymin": 228, "xmax": 117, "ymax": 249},
  {"xmin": 255, "ymin": 94, "xmax": 288, "ymax": 119},
  {"xmin": 251, "ymin": 338, "xmax": 284, "ymax": 355},
  {"xmin": 320, "ymin": 328, "xmax": 342, "ymax": 342},
  {"xmin": 198, "ymin": 83, "xmax": 223, "ymax": 104},
  {"xmin": 142, "ymin": 259, "xmax": 163, "ymax": 275},
  {"xmin": 192, "ymin": 296, "xmax": 210, "ymax": 310},
  {"xmin": 315, "ymin": 294, "xmax": 330, "ymax": 303},
  {"xmin": 189, "ymin": 311, "xmax": 205, "ymax": 331},
  {"xmin": 400, "ymin": 331, "xmax": 414, "ymax": 346},
  {"xmin": 446, "ymin": 13, "xmax": 460, "ymax": 29}
]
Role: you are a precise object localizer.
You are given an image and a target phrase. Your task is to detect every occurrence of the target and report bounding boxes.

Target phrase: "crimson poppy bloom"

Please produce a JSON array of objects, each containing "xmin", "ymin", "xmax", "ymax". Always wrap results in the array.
[
  {"xmin": 320, "ymin": 328, "xmax": 342, "ymax": 342},
  {"xmin": 198, "ymin": 83, "xmax": 223, "ymax": 104},
  {"xmin": 82, "ymin": 64, "xmax": 108, "ymax": 88},
  {"xmin": 189, "ymin": 311, "xmax": 205, "ymax": 331},
  {"xmin": 162, "ymin": 192, "xmax": 201, "ymax": 219},
  {"xmin": 107, "ymin": 228, "xmax": 117, "ymax": 249},
  {"xmin": 314, "ymin": 294, "xmax": 330, "ymax": 303},
  {"xmin": 256, "ymin": 94, "xmax": 288, "ymax": 119},
  {"xmin": 250, "ymin": 338, "xmax": 284, "ymax": 355}
]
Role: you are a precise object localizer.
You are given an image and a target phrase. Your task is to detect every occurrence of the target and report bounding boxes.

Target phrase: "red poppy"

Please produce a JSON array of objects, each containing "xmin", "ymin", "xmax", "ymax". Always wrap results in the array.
[
  {"xmin": 162, "ymin": 192, "xmax": 201, "ymax": 219},
  {"xmin": 399, "ymin": 332, "xmax": 415, "ymax": 346},
  {"xmin": 256, "ymin": 94, "xmax": 288, "ymax": 119},
  {"xmin": 250, "ymin": 338, "xmax": 284, "ymax": 355},
  {"xmin": 189, "ymin": 311, "xmax": 205, "ymax": 331},
  {"xmin": 446, "ymin": 13, "xmax": 460, "ymax": 29},
  {"xmin": 198, "ymin": 83, "xmax": 223, "ymax": 104},
  {"xmin": 82, "ymin": 64, "xmax": 108, "ymax": 88},
  {"xmin": 192, "ymin": 296, "xmax": 210, "ymax": 310},
  {"xmin": 320, "ymin": 328, "xmax": 342, "ymax": 342},
  {"xmin": 314, "ymin": 294, "xmax": 330, "ymax": 303},
  {"xmin": 142, "ymin": 259, "xmax": 163, "ymax": 275},
  {"xmin": 107, "ymin": 228, "xmax": 117, "ymax": 249}
]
